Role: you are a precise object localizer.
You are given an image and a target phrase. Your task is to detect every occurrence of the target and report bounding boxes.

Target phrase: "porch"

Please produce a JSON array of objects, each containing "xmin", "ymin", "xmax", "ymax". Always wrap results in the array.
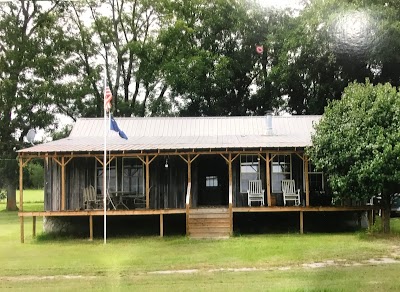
[
  {"xmin": 19, "ymin": 205, "xmax": 376, "ymax": 242},
  {"xmin": 17, "ymin": 150, "xmax": 377, "ymax": 242}
]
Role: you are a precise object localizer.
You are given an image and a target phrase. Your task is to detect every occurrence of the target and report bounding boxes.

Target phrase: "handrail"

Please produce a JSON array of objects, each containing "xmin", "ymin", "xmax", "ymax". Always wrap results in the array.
[{"xmin": 185, "ymin": 182, "xmax": 192, "ymax": 206}]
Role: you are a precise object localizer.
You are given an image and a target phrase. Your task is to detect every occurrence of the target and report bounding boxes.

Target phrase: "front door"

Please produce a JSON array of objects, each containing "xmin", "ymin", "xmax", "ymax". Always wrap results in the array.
[{"xmin": 198, "ymin": 156, "xmax": 228, "ymax": 206}]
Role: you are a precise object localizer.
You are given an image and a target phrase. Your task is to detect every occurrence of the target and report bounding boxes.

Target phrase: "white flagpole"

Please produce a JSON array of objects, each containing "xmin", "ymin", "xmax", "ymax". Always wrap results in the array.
[{"xmin": 103, "ymin": 68, "xmax": 107, "ymax": 245}]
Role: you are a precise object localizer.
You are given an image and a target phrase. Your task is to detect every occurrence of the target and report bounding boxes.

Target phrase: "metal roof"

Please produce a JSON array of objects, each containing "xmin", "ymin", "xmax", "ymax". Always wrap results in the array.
[{"xmin": 18, "ymin": 115, "xmax": 321, "ymax": 154}]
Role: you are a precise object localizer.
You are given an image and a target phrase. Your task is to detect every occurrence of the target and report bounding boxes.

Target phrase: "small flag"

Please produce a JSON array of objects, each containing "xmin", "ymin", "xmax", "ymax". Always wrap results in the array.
[
  {"xmin": 104, "ymin": 87, "xmax": 112, "ymax": 111},
  {"xmin": 110, "ymin": 115, "xmax": 128, "ymax": 140},
  {"xmin": 256, "ymin": 45, "xmax": 264, "ymax": 54}
]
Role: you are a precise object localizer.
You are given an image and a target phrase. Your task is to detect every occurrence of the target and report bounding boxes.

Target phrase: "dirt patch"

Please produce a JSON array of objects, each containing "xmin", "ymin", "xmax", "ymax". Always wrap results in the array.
[{"xmin": 2, "ymin": 256, "xmax": 400, "ymax": 281}]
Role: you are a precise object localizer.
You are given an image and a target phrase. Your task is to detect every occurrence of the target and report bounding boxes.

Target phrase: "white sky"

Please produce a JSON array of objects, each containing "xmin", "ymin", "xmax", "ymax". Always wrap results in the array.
[{"xmin": 257, "ymin": 0, "xmax": 305, "ymax": 10}]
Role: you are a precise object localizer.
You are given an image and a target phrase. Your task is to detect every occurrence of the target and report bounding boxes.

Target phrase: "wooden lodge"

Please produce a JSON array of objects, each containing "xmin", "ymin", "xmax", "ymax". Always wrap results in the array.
[{"xmin": 17, "ymin": 115, "xmax": 375, "ymax": 242}]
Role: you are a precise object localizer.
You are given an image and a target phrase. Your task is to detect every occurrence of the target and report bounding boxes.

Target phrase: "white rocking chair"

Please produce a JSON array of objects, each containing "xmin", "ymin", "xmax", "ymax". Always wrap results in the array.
[
  {"xmin": 281, "ymin": 180, "xmax": 301, "ymax": 206},
  {"xmin": 247, "ymin": 180, "xmax": 265, "ymax": 206}
]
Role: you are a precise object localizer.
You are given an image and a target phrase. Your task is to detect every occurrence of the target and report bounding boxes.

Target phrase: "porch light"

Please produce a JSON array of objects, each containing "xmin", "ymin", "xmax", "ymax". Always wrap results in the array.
[{"xmin": 165, "ymin": 158, "xmax": 169, "ymax": 168}]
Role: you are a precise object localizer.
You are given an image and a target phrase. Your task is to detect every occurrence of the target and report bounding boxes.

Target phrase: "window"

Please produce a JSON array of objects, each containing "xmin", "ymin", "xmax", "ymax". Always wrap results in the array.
[
  {"xmin": 307, "ymin": 161, "xmax": 324, "ymax": 193},
  {"xmin": 122, "ymin": 158, "xmax": 144, "ymax": 194},
  {"xmin": 240, "ymin": 155, "xmax": 260, "ymax": 193},
  {"xmin": 206, "ymin": 176, "xmax": 218, "ymax": 187},
  {"xmin": 271, "ymin": 155, "xmax": 291, "ymax": 193},
  {"xmin": 96, "ymin": 159, "xmax": 117, "ymax": 193}
]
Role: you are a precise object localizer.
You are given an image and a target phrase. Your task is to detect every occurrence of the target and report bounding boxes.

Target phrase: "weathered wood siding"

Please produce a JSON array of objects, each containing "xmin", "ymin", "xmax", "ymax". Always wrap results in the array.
[
  {"xmin": 44, "ymin": 158, "xmax": 61, "ymax": 211},
  {"xmin": 149, "ymin": 156, "xmax": 187, "ymax": 209},
  {"xmin": 66, "ymin": 158, "xmax": 95, "ymax": 210},
  {"xmin": 44, "ymin": 157, "xmax": 95, "ymax": 211}
]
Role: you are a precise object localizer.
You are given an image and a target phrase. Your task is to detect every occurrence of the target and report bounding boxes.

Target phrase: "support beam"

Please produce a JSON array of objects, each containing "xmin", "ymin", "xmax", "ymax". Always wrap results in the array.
[
  {"xmin": 61, "ymin": 156, "xmax": 66, "ymax": 210},
  {"xmin": 20, "ymin": 217, "xmax": 24, "ymax": 243},
  {"xmin": 304, "ymin": 155, "xmax": 310, "ymax": 206},
  {"xmin": 187, "ymin": 155, "xmax": 192, "ymax": 188},
  {"xmin": 89, "ymin": 215, "xmax": 93, "ymax": 241},
  {"xmin": 160, "ymin": 214, "xmax": 164, "ymax": 237},
  {"xmin": 32, "ymin": 216, "xmax": 36, "ymax": 238},
  {"xmin": 19, "ymin": 156, "xmax": 24, "ymax": 243},
  {"xmin": 145, "ymin": 155, "xmax": 150, "ymax": 209},
  {"xmin": 228, "ymin": 153, "xmax": 233, "ymax": 235},
  {"xmin": 300, "ymin": 211, "xmax": 304, "ymax": 234},
  {"xmin": 266, "ymin": 152, "xmax": 271, "ymax": 206},
  {"xmin": 52, "ymin": 156, "xmax": 73, "ymax": 211}
]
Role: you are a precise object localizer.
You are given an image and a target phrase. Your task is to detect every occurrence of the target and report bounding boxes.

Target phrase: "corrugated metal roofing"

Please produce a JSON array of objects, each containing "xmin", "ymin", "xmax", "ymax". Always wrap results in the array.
[{"xmin": 18, "ymin": 115, "xmax": 321, "ymax": 153}]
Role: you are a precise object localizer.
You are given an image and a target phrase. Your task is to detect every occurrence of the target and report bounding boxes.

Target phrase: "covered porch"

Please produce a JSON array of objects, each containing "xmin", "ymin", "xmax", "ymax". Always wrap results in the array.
[{"xmin": 17, "ymin": 149, "xmax": 376, "ymax": 242}]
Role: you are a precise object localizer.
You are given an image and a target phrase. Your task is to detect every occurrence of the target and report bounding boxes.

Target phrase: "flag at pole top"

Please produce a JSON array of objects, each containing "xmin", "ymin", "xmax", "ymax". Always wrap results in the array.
[
  {"xmin": 256, "ymin": 45, "xmax": 264, "ymax": 54},
  {"xmin": 104, "ymin": 87, "xmax": 112, "ymax": 111}
]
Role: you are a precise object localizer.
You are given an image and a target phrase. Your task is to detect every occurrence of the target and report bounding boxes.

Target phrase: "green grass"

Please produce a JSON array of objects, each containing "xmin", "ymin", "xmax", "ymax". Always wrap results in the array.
[
  {"xmin": 1, "ymin": 202, "xmax": 400, "ymax": 291},
  {"xmin": 0, "ymin": 189, "xmax": 44, "ymax": 211}
]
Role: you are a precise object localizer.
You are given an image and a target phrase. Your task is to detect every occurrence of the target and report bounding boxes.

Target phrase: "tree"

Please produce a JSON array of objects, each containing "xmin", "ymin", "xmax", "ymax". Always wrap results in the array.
[
  {"xmin": 272, "ymin": 0, "xmax": 400, "ymax": 115},
  {"xmin": 0, "ymin": 1, "xmax": 70, "ymax": 210},
  {"xmin": 158, "ymin": 0, "xmax": 290, "ymax": 116},
  {"xmin": 308, "ymin": 81, "xmax": 400, "ymax": 233}
]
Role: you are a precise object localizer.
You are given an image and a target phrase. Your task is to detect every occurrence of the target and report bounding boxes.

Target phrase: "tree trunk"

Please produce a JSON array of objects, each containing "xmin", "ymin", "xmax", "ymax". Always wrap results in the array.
[
  {"xmin": 6, "ymin": 182, "xmax": 17, "ymax": 211},
  {"xmin": 381, "ymin": 192, "xmax": 391, "ymax": 233}
]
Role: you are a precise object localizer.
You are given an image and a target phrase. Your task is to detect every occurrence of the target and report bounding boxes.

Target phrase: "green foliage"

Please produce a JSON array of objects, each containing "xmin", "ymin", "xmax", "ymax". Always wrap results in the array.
[
  {"xmin": 50, "ymin": 125, "xmax": 72, "ymax": 141},
  {"xmin": 308, "ymin": 81, "xmax": 400, "ymax": 231},
  {"xmin": 273, "ymin": 0, "xmax": 400, "ymax": 115},
  {"xmin": 158, "ymin": 0, "xmax": 289, "ymax": 116},
  {"xmin": 27, "ymin": 163, "xmax": 44, "ymax": 189}
]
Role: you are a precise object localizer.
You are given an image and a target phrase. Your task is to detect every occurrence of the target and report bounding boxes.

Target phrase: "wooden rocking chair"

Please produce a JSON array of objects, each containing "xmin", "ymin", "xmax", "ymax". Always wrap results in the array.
[
  {"xmin": 247, "ymin": 180, "xmax": 265, "ymax": 206},
  {"xmin": 281, "ymin": 180, "xmax": 300, "ymax": 206},
  {"xmin": 83, "ymin": 185, "xmax": 102, "ymax": 209}
]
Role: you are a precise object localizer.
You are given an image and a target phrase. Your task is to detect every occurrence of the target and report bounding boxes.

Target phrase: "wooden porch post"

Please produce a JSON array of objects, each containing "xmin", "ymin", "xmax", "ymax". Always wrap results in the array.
[
  {"xmin": 160, "ymin": 213, "xmax": 164, "ymax": 237},
  {"xmin": 89, "ymin": 215, "xmax": 93, "ymax": 241},
  {"xmin": 228, "ymin": 153, "xmax": 233, "ymax": 235},
  {"xmin": 52, "ymin": 156, "xmax": 72, "ymax": 211},
  {"xmin": 145, "ymin": 155, "xmax": 150, "ymax": 209},
  {"xmin": 19, "ymin": 156, "xmax": 24, "ymax": 243},
  {"xmin": 299, "ymin": 211, "xmax": 304, "ymax": 234},
  {"xmin": 304, "ymin": 155, "xmax": 310, "ymax": 206},
  {"xmin": 187, "ymin": 156, "xmax": 192, "ymax": 194},
  {"xmin": 32, "ymin": 216, "xmax": 36, "ymax": 238},
  {"xmin": 266, "ymin": 152, "xmax": 271, "ymax": 206},
  {"xmin": 185, "ymin": 156, "xmax": 192, "ymax": 236},
  {"xmin": 61, "ymin": 156, "xmax": 66, "ymax": 210}
]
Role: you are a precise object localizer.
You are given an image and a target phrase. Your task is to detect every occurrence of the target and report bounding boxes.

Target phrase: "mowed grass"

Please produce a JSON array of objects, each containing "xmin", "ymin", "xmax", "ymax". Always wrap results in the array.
[
  {"xmin": 1, "ymin": 200, "xmax": 400, "ymax": 291},
  {"xmin": 0, "ymin": 189, "xmax": 44, "ymax": 211}
]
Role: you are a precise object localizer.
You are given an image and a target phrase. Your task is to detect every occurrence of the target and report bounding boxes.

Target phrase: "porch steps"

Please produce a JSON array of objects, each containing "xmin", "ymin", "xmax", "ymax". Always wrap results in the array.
[{"xmin": 188, "ymin": 207, "xmax": 231, "ymax": 239}]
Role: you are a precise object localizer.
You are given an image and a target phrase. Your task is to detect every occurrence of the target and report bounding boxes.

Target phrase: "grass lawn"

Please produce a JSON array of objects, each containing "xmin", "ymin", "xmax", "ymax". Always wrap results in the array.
[{"xmin": 1, "ymin": 200, "xmax": 400, "ymax": 291}]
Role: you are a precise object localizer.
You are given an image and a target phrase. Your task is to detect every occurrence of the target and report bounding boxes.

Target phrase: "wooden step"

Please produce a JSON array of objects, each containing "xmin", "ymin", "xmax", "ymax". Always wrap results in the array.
[
  {"xmin": 189, "ymin": 213, "xmax": 230, "ymax": 219},
  {"xmin": 188, "ymin": 207, "xmax": 231, "ymax": 239},
  {"xmin": 190, "ymin": 208, "xmax": 228, "ymax": 214}
]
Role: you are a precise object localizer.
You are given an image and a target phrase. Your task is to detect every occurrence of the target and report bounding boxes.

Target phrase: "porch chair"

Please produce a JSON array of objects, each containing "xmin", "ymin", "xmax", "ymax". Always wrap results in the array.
[
  {"xmin": 83, "ymin": 185, "xmax": 102, "ymax": 209},
  {"xmin": 247, "ymin": 180, "xmax": 265, "ymax": 206},
  {"xmin": 281, "ymin": 179, "xmax": 300, "ymax": 206}
]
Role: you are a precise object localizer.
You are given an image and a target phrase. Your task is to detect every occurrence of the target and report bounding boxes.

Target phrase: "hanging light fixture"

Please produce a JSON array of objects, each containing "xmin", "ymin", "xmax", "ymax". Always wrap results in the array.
[{"xmin": 165, "ymin": 157, "xmax": 169, "ymax": 168}]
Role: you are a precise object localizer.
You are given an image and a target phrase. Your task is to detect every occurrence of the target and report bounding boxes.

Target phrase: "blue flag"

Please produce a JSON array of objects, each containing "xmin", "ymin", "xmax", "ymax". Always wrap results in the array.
[{"xmin": 110, "ymin": 115, "xmax": 128, "ymax": 140}]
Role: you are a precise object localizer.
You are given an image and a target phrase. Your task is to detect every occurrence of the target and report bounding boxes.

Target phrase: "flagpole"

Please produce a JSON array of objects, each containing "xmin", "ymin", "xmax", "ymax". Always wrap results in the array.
[{"xmin": 103, "ymin": 67, "xmax": 107, "ymax": 245}]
